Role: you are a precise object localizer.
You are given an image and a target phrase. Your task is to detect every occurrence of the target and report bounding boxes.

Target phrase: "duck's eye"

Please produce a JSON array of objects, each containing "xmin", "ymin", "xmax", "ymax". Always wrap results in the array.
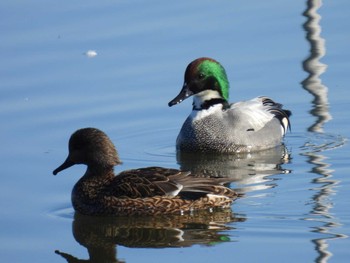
[{"xmin": 198, "ymin": 73, "xmax": 205, "ymax": 79}]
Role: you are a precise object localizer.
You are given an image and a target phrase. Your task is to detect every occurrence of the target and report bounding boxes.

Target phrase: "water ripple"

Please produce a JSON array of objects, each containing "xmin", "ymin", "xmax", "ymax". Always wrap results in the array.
[{"xmin": 299, "ymin": 132, "xmax": 347, "ymax": 154}]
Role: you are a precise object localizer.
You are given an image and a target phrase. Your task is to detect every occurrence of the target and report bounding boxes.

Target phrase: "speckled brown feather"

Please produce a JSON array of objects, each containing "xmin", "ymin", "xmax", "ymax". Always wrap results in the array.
[{"xmin": 71, "ymin": 166, "xmax": 237, "ymax": 216}]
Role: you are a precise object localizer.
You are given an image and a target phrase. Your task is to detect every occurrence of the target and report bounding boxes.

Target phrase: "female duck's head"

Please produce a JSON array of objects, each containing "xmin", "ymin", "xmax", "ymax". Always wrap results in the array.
[{"xmin": 53, "ymin": 128, "xmax": 122, "ymax": 175}]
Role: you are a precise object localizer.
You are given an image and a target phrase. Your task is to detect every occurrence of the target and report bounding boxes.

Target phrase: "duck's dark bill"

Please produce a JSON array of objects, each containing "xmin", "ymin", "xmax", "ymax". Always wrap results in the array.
[
  {"xmin": 53, "ymin": 157, "xmax": 75, "ymax": 175},
  {"xmin": 168, "ymin": 83, "xmax": 193, "ymax": 107}
]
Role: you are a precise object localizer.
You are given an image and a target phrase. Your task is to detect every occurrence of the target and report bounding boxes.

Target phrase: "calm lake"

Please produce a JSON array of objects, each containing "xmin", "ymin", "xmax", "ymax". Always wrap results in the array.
[{"xmin": 1, "ymin": 0, "xmax": 350, "ymax": 262}]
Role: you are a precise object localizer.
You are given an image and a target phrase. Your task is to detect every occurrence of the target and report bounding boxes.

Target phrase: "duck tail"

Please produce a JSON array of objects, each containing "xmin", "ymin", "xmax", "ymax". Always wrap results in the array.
[{"xmin": 260, "ymin": 96, "xmax": 292, "ymax": 135}]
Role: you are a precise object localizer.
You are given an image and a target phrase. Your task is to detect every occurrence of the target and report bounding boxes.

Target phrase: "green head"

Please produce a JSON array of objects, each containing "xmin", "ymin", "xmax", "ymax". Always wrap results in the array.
[
  {"xmin": 195, "ymin": 58, "xmax": 230, "ymax": 100},
  {"xmin": 168, "ymin": 58, "xmax": 230, "ymax": 107}
]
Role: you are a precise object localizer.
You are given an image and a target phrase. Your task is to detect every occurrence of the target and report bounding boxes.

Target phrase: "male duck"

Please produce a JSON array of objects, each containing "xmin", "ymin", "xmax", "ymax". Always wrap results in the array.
[
  {"xmin": 168, "ymin": 57, "xmax": 292, "ymax": 153},
  {"xmin": 53, "ymin": 128, "xmax": 237, "ymax": 216}
]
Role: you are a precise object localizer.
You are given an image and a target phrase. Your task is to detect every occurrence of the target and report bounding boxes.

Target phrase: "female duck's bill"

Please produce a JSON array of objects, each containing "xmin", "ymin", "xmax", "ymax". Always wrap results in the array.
[{"xmin": 53, "ymin": 157, "xmax": 74, "ymax": 175}]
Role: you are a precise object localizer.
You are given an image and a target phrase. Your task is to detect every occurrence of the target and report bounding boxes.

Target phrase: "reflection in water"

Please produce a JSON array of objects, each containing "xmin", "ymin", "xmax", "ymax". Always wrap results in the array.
[
  {"xmin": 302, "ymin": 0, "xmax": 331, "ymax": 133},
  {"xmin": 177, "ymin": 145, "xmax": 290, "ymax": 194},
  {"xmin": 55, "ymin": 211, "xmax": 245, "ymax": 263},
  {"xmin": 302, "ymin": 141, "xmax": 347, "ymax": 263},
  {"xmin": 302, "ymin": 1, "xmax": 347, "ymax": 262},
  {"xmin": 301, "ymin": 143, "xmax": 347, "ymax": 263}
]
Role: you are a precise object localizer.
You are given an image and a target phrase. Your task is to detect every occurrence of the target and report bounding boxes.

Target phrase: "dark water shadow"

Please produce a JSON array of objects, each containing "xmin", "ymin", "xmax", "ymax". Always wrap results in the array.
[
  {"xmin": 301, "ymin": 1, "xmax": 348, "ymax": 262},
  {"xmin": 55, "ymin": 211, "xmax": 245, "ymax": 263},
  {"xmin": 177, "ymin": 145, "xmax": 291, "ymax": 194}
]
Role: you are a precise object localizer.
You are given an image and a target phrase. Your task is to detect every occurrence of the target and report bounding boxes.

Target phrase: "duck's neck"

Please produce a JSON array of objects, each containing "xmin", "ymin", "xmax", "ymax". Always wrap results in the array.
[
  {"xmin": 72, "ymin": 165, "xmax": 115, "ymax": 214},
  {"xmin": 74, "ymin": 166, "xmax": 115, "ymax": 199},
  {"xmin": 192, "ymin": 90, "xmax": 229, "ymax": 110},
  {"xmin": 84, "ymin": 165, "xmax": 115, "ymax": 178}
]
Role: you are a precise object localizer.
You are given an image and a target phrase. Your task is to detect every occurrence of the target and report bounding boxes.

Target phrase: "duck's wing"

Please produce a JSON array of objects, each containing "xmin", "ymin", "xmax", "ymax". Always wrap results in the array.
[
  {"xmin": 170, "ymin": 174, "xmax": 237, "ymax": 199},
  {"xmin": 228, "ymin": 96, "xmax": 291, "ymax": 136},
  {"xmin": 108, "ymin": 167, "xmax": 237, "ymax": 200},
  {"xmin": 108, "ymin": 167, "xmax": 189, "ymax": 198}
]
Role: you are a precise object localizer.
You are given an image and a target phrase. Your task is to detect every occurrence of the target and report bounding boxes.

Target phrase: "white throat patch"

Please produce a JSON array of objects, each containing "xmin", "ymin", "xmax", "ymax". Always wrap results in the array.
[
  {"xmin": 193, "ymin": 90, "xmax": 222, "ymax": 110},
  {"xmin": 190, "ymin": 103, "xmax": 223, "ymax": 121}
]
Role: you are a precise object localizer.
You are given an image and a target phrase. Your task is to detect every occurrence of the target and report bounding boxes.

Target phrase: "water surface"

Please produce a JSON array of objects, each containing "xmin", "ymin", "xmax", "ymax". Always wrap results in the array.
[{"xmin": 1, "ymin": 0, "xmax": 350, "ymax": 262}]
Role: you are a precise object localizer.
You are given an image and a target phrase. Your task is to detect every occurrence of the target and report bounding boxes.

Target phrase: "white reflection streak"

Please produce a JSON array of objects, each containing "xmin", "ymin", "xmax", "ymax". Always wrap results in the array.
[
  {"xmin": 302, "ymin": 0, "xmax": 332, "ymax": 133},
  {"xmin": 302, "ymin": 1, "xmax": 347, "ymax": 263}
]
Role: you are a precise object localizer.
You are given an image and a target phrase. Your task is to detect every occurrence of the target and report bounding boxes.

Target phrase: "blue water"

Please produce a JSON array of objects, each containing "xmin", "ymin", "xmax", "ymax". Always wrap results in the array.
[{"xmin": 1, "ymin": 0, "xmax": 350, "ymax": 262}]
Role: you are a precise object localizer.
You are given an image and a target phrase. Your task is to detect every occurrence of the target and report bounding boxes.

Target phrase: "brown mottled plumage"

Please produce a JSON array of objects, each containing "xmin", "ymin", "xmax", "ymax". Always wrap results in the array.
[{"xmin": 53, "ymin": 128, "xmax": 238, "ymax": 216}]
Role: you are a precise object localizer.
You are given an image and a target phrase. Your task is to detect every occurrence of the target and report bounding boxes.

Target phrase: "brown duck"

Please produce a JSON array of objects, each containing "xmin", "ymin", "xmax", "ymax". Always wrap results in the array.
[{"xmin": 53, "ymin": 128, "xmax": 238, "ymax": 216}]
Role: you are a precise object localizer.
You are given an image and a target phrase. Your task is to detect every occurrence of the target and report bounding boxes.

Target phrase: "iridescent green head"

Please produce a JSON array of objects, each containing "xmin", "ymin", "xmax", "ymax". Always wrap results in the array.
[{"xmin": 168, "ymin": 58, "xmax": 230, "ymax": 107}]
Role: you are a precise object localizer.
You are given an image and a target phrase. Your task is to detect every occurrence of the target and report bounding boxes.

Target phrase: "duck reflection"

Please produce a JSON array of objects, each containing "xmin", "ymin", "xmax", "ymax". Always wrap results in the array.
[
  {"xmin": 302, "ymin": 1, "xmax": 347, "ymax": 262},
  {"xmin": 55, "ymin": 210, "xmax": 245, "ymax": 263},
  {"xmin": 177, "ymin": 145, "xmax": 290, "ymax": 193}
]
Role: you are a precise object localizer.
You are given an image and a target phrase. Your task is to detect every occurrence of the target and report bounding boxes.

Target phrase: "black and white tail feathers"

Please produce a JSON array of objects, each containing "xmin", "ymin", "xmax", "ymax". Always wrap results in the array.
[{"xmin": 261, "ymin": 96, "xmax": 291, "ymax": 136}]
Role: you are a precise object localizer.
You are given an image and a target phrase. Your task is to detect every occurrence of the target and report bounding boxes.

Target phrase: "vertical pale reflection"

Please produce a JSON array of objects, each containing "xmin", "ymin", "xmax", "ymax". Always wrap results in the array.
[
  {"xmin": 302, "ymin": 1, "xmax": 346, "ymax": 262},
  {"xmin": 304, "ymin": 150, "xmax": 346, "ymax": 263},
  {"xmin": 302, "ymin": 0, "xmax": 332, "ymax": 133}
]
